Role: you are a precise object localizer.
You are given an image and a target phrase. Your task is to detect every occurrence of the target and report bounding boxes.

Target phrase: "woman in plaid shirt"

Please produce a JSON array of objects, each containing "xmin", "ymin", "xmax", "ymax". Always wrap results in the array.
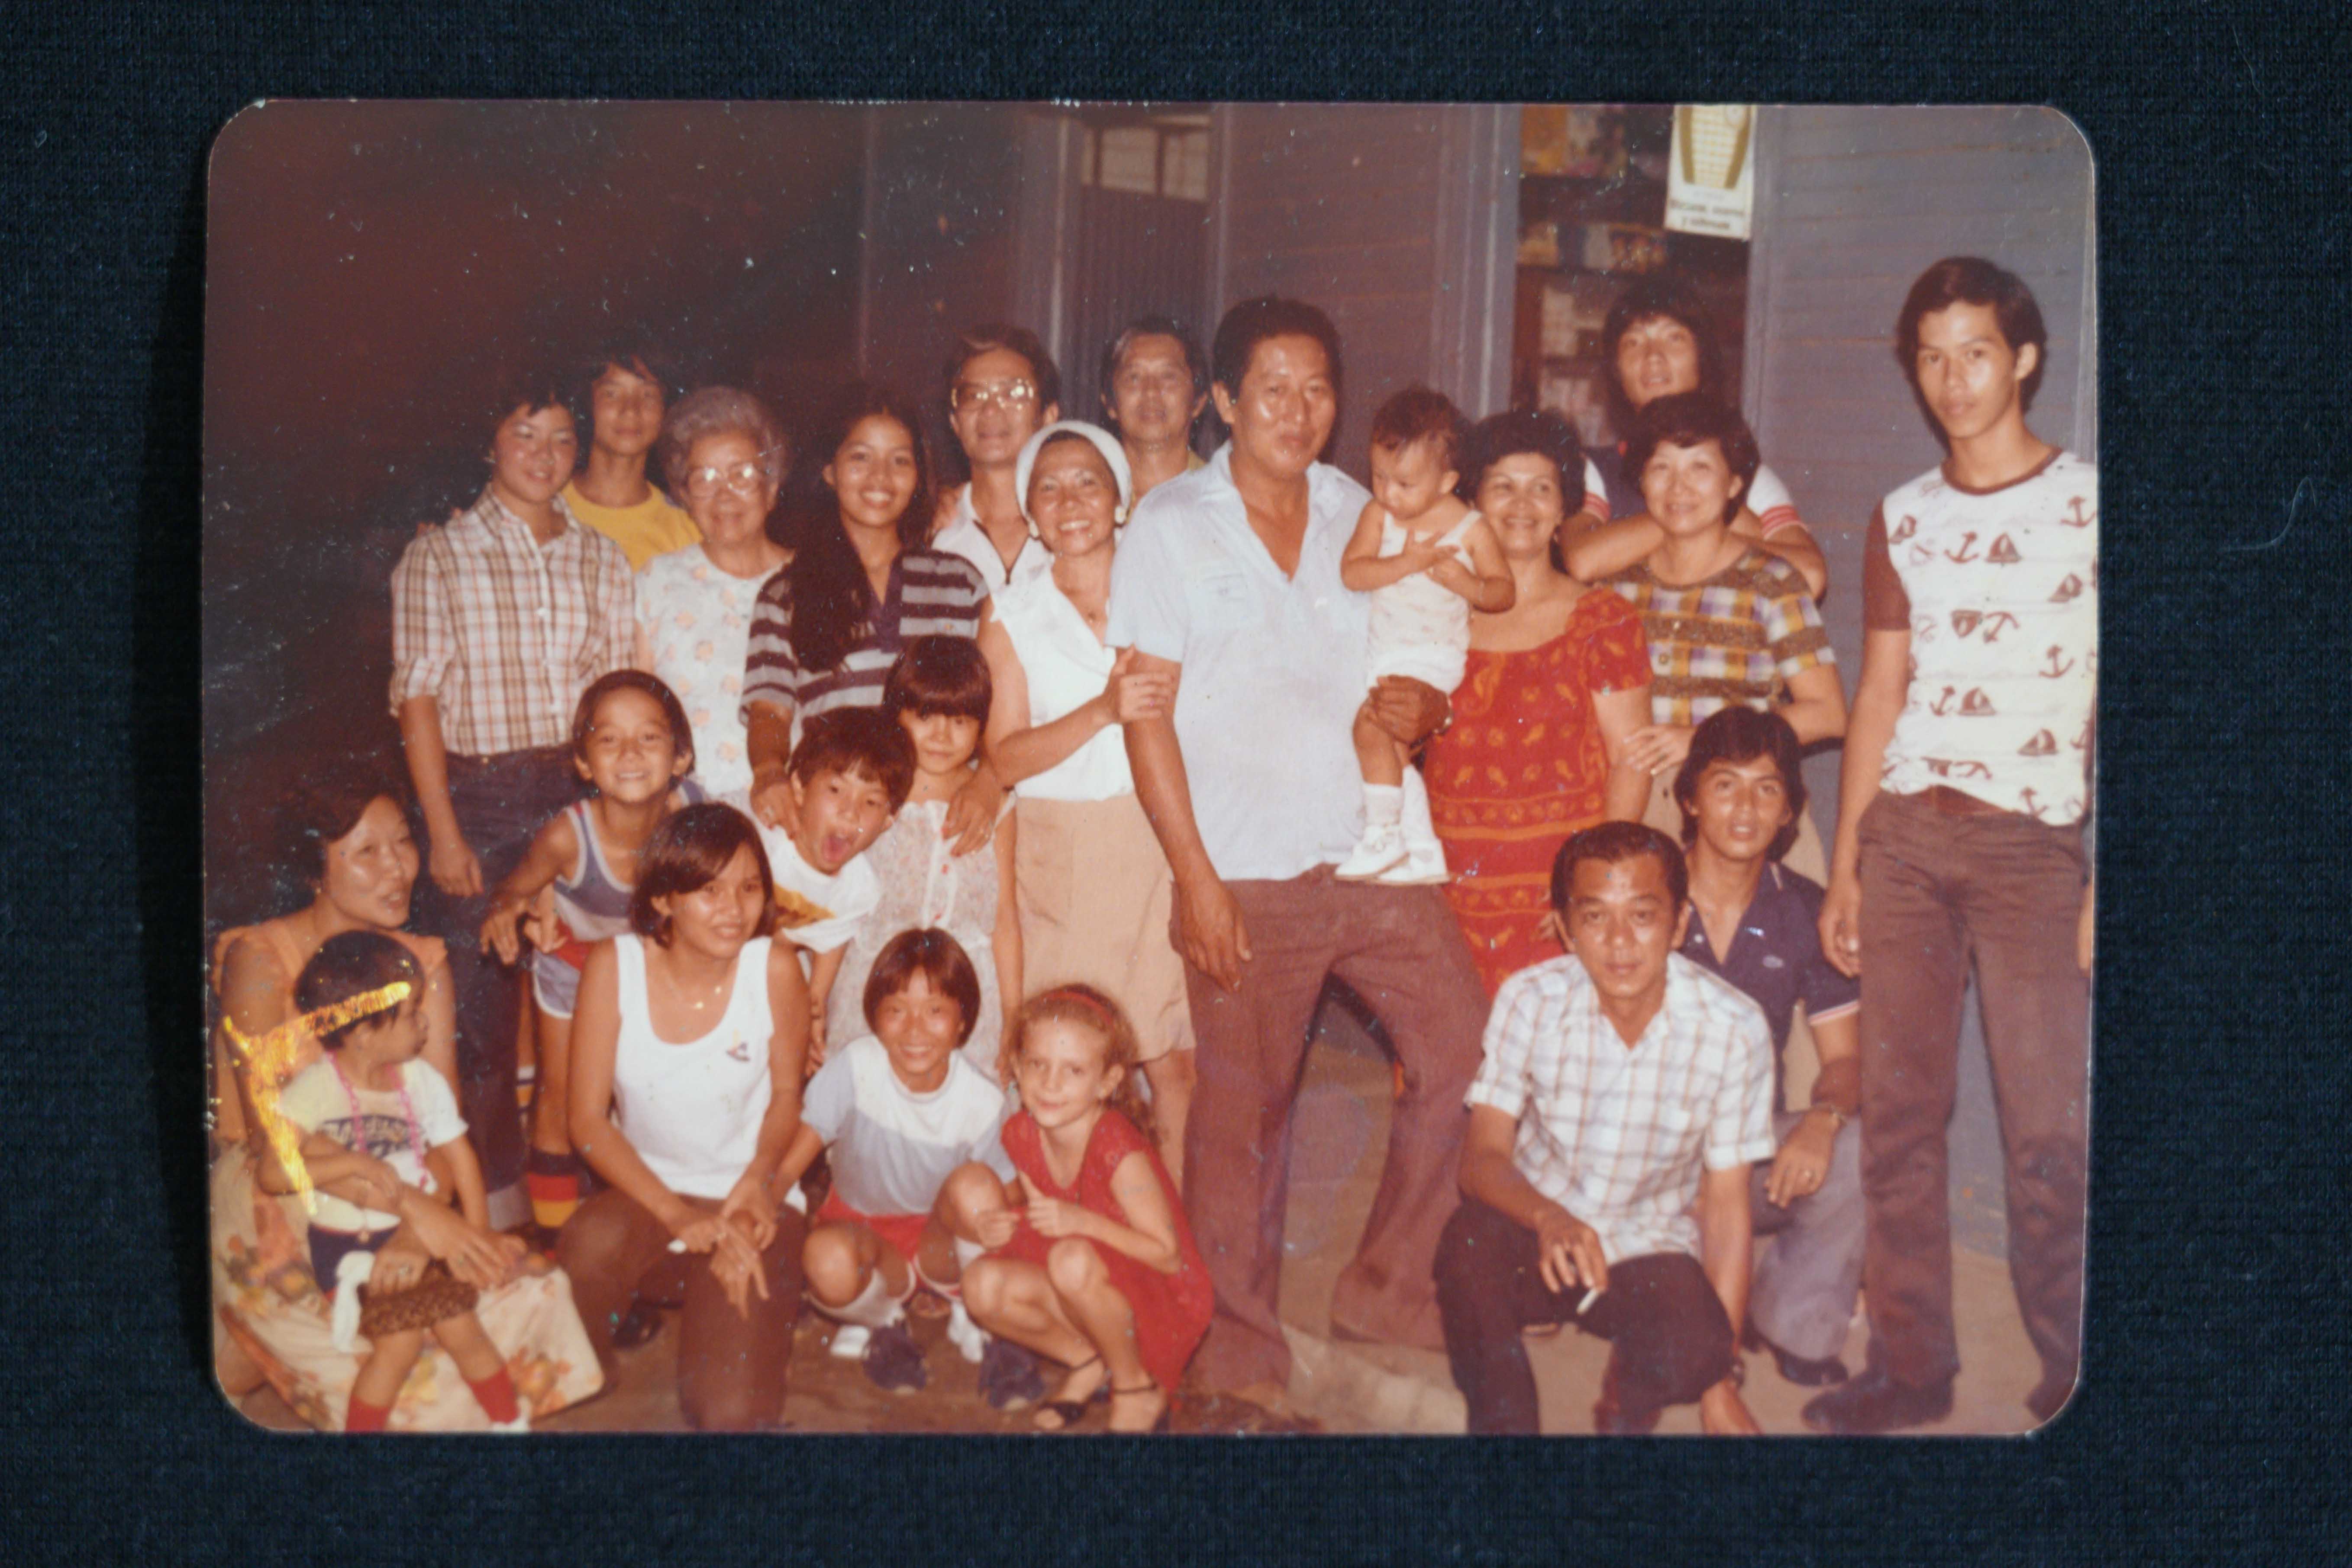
[{"xmin": 389, "ymin": 370, "xmax": 637, "ymax": 1220}]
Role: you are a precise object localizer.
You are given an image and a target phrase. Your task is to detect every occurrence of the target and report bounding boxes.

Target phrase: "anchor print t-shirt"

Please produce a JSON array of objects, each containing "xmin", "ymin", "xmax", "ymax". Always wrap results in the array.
[{"xmin": 1863, "ymin": 449, "xmax": 2097, "ymax": 823}]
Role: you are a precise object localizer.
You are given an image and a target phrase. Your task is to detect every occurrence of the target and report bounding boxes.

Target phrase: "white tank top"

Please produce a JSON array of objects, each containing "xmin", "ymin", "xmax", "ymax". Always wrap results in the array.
[
  {"xmin": 1366, "ymin": 509, "xmax": 1481, "ymax": 655},
  {"xmin": 993, "ymin": 570, "xmax": 1135, "ymax": 802},
  {"xmin": 609, "ymin": 934, "xmax": 776, "ymax": 1199}
]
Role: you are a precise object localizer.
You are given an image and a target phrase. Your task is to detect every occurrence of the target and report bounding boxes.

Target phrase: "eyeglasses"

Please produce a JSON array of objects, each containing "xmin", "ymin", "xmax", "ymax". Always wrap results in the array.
[
  {"xmin": 682, "ymin": 459, "xmax": 771, "ymax": 498},
  {"xmin": 950, "ymin": 379, "xmax": 1039, "ymax": 413}
]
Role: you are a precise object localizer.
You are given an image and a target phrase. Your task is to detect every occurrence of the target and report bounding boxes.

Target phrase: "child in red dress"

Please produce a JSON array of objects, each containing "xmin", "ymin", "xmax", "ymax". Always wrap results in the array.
[{"xmin": 962, "ymin": 985, "xmax": 1213, "ymax": 1433}]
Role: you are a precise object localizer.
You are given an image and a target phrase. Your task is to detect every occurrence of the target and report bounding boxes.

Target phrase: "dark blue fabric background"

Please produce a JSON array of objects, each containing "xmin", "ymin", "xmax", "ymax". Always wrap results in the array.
[{"xmin": 4, "ymin": 3, "xmax": 2344, "ymax": 1561}]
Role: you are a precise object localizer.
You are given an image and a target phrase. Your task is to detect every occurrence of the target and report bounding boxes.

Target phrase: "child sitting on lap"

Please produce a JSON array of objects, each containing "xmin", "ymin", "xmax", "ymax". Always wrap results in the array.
[
  {"xmin": 271, "ymin": 930, "xmax": 531, "ymax": 1432},
  {"xmin": 1336, "ymin": 387, "xmax": 1514, "ymax": 885},
  {"xmin": 740, "ymin": 706, "xmax": 912, "ymax": 1065},
  {"xmin": 767, "ymin": 928, "xmax": 1030, "ymax": 1399}
]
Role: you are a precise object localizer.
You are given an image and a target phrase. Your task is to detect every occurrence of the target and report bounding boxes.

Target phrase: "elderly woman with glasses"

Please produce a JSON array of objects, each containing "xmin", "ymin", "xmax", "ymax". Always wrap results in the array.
[
  {"xmin": 634, "ymin": 387, "xmax": 795, "ymax": 798},
  {"xmin": 930, "ymin": 321, "xmax": 1063, "ymax": 595}
]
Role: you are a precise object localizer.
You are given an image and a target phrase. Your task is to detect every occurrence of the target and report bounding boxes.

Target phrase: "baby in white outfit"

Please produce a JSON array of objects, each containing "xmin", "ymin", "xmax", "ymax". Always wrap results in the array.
[{"xmin": 1336, "ymin": 388, "xmax": 1513, "ymax": 884}]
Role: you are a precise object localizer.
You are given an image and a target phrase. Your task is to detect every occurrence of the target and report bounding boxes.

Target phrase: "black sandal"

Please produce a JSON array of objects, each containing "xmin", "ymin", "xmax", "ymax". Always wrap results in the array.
[
  {"xmin": 1107, "ymin": 1379, "xmax": 1173, "ymax": 1435},
  {"xmin": 1033, "ymin": 1355, "xmax": 1107, "ymax": 1431}
]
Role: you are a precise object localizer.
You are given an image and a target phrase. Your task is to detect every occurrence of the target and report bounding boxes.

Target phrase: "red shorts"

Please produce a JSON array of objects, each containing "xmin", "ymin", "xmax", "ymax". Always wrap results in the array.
[{"xmin": 813, "ymin": 1191, "xmax": 932, "ymax": 1273}]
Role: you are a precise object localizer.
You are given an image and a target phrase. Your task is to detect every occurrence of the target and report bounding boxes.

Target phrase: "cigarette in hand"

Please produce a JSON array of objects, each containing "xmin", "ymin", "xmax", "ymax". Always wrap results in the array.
[{"xmin": 1577, "ymin": 1286, "xmax": 1603, "ymax": 1315}]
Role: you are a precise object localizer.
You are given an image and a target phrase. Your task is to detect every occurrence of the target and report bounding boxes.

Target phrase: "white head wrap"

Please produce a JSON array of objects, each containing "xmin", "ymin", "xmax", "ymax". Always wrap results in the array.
[{"xmin": 1013, "ymin": 420, "xmax": 1134, "ymax": 532}]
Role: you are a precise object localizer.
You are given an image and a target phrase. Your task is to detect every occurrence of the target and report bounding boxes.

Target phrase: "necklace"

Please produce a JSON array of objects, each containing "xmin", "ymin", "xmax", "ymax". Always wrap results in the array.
[
  {"xmin": 658, "ymin": 951, "xmax": 731, "ymax": 1013},
  {"xmin": 328, "ymin": 1053, "xmax": 427, "ymax": 1238}
]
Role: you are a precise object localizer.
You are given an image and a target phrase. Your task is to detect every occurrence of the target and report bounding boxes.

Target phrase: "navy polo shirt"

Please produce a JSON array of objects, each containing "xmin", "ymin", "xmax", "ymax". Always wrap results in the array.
[{"xmin": 1678, "ymin": 862, "xmax": 1860, "ymax": 1068}]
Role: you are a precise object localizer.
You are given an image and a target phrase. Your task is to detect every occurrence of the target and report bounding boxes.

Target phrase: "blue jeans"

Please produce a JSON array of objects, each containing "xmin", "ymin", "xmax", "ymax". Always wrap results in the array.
[{"xmin": 414, "ymin": 747, "xmax": 581, "ymax": 1197}]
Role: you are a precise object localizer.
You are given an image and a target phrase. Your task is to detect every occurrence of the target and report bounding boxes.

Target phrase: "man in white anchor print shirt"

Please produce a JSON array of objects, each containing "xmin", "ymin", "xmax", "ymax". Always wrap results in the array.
[{"xmin": 1807, "ymin": 258, "xmax": 2095, "ymax": 1434}]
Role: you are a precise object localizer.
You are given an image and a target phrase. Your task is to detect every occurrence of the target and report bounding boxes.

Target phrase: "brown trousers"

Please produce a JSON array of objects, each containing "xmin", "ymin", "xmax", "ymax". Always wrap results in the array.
[
  {"xmin": 1855, "ymin": 789, "xmax": 2090, "ymax": 1405},
  {"xmin": 558, "ymin": 1186, "xmax": 807, "ymax": 1431},
  {"xmin": 1178, "ymin": 868, "xmax": 1488, "ymax": 1390}
]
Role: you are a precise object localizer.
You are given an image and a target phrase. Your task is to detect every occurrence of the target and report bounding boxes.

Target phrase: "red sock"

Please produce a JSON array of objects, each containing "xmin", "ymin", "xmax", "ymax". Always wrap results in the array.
[
  {"xmin": 467, "ymin": 1367, "xmax": 520, "ymax": 1424},
  {"xmin": 345, "ymin": 1395, "xmax": 393, "ymax": 1433}
]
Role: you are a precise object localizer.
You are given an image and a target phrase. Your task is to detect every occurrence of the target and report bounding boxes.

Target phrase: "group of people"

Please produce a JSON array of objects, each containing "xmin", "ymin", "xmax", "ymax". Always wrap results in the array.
[{"xmin": 208, "ymin": 254, "xmax": 2094, "ymax": 1438}]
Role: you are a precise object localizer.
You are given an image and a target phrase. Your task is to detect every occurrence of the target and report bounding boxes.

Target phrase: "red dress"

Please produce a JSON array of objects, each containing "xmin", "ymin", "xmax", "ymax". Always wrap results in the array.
[
  {"xmin": 1425, "ymin": 589, "xmax": 1651, "ymax": 994},
  {"xmin": 995, "ymin": 1108, "xmax": 1214, "ymax": 1392}
]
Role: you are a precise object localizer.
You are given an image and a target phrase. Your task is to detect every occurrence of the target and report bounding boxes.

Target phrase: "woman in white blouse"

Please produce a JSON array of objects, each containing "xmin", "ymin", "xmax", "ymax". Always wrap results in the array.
[
  {"xmin": 636, "ymin": 388, "xmax": 794, "ymax": 797},
  {"xmin": 975, "ymin": 422, "xmax": 1195, "ymax": 1183}
]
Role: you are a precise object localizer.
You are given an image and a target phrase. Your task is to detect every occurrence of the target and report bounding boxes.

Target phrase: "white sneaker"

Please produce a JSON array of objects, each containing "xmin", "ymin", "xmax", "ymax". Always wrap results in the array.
[
  {"xmin": 828, "ymin": 1323, "xmax": 873, "ymax": 1360},
  {"xmin": 945, "ymin": 1299, "xmax": 988, "ymax": 1364},
  {"xmin": 1335, "ymin": 822, "xmax": 1407, "ymax": 881},
  {"xmin": 487, "ymin": 1412, "xmax": 532, "ymax": 1434},
  {"xmin": 1378, "ymin": 839, "xmax": 1450, "ymax": 886}
]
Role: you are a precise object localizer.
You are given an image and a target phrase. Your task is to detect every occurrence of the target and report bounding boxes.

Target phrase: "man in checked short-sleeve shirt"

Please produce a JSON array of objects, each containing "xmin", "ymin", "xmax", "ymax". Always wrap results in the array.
[{"xmin": 1433, "ymin": 822, "xmax": 1775, "ymax": 1435}]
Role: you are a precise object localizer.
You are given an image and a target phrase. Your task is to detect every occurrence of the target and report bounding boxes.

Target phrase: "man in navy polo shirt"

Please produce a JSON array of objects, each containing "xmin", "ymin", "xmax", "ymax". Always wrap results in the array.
[{"xmin": 1670, "ymin": 707, "xmax": 1864, "ymax": 1387}]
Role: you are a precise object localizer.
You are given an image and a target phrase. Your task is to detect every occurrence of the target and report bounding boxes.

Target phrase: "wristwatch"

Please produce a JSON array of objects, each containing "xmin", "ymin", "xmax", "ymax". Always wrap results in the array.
[{"xmin": 1812, "ymin": 1102, "xmax": 1851, "ymax": 1134}]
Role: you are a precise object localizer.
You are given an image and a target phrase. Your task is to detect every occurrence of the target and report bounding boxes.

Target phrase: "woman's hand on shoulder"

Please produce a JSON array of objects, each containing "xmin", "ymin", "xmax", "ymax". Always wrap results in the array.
[
  {"xmin": 1100, "ymin": 647, "xmax": 1177, "ymax": 725},
  {"xmin": 942, "ymin": 762, "xmax": 1007, "ymax": 856}
]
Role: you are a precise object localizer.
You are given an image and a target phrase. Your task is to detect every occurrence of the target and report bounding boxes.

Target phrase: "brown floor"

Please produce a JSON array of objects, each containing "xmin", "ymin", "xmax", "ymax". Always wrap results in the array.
[{"xmin": 235, "ymin": 1011, "xmax": 2048, "ymax": 1438}]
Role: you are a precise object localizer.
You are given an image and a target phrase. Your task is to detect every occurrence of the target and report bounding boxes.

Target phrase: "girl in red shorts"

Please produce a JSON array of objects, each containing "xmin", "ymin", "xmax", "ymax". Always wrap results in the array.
[{"xmin": 962, "ymin": 985, "xmax": 1213, "ymax": 1433}]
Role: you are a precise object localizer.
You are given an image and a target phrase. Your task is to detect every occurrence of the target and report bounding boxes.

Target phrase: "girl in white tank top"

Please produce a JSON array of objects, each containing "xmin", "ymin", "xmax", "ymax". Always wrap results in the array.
[{"xmin": 609, "ymin": 932, "xmax": 777, "ymax": 1199}]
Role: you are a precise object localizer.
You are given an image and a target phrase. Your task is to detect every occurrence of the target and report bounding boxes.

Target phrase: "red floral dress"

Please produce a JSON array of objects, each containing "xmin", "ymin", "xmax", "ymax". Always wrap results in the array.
[
  {"xmin": 995, "ymin": 1108, "xmax": 1213, "ymax": 1392},
  {"xmin": 1425, "ymin": 589, "xmax": 1651, "ymax": 994}
]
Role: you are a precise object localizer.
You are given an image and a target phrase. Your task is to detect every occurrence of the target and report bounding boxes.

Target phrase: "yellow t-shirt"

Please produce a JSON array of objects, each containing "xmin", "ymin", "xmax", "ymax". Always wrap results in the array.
[{"xmin": 559, "ymin": 481, "xmax": 702, "ymax": 571}]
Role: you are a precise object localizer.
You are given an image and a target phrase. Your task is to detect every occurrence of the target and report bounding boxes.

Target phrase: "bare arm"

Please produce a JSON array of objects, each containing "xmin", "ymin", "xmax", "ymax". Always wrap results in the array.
[
  {"xmin": 804, "ymin": 945, "xmax": 846, "ymax": 1067},
  {"xmin": 1767, "ymin": 1010, "xmax": 1858, "ymax": 1206},
  {"xmin": 1427, "ymin": 515, "xmax": 1517, "ymax": 613},
  {"xmin": 1121, "ymin": 656, "xmax": 1251, "ymax": 992},
  {"xmin": 978, "ymin": 618, "xmax": 1174, "ymax": 787},
  {"xmin": 1592, "ymin": 683, "xmax": 1655, "ymax": 822},
  {"xmin": 1027, "ymin": 1148, "xmax": 1183, "ymax": 1273},
  {"xmin": 1778, "ymin": 661, "xmax": 1849, "ymax": 746},
  {"xmin": 567, "ymin": 941, "xmax": 697, "ymax": 1236},
  {"xmin": 1458, "ymin": 1104, "xmax": 1608, "ymax": 1295},
  {"xmin": 1820, "ymin": 628, "xmax": 1910, "ymax": 978},
  {"xmin": 745, "ymin": 698, "xmax": 797, "ymax": 829},
  {"xmin": 1737, "ymin": 514, "xmax": 1829, "ymax": 601},
  {"xmin": 480, "ymin": 812, "xmax": 579, "ymax": 965},
  {"xmin": 398, "ymin": 695, "xmax": 479, "ymax": 897},
  {"xmin": 1338, "ymin": 499, "xmax": 1422, "ymax": 592},
  {"xmin": 1696, "ymin": 1161, "xmax": 1754, "ymax": 1332},
  {"xmin": 1559, "ymin": 511, "xmax": 1664, "ymax": 584}
]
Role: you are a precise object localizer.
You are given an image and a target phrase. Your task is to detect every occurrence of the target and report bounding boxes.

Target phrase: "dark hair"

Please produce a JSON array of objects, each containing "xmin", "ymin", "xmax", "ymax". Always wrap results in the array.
[
  {"xmin": 628, "ymin": 803, "xmax": 774, "ymax": 946},
  {"xmin": 862, "ymin": 927, "xmax": 982, "ymax": 1048},
  {"xmin": 294, "ymin": 930, "xmax": 425, "ymax": 1051},
  {"xmin": 570, "ymin": 670, "xmax": 695, "ymax": 778},
  {"xmin": 656, "ymin": 385, "xmax": 792, "ymax": 503},
  {"xmin": 787, "ymin": 383, "xmax": 936, "ymax": 676},
  {"xmin": 1672, "ymin": 708, "xmax": 1808, "ymax": 862},
  {"xmin": 570, "ymin": 342, "xmax": 687, "ymax": 426},
  {"xmin": 281, "ymin": 770, "xmax": 413, "ymax": 893},
  {"xmin": 945, "ymin": 322, "xmax": 1062, "ymax": 417},
  {"xmin": 883, "ymin": 635, "xmax": 992, "ymax": 726},
  {"xmin": 479, "ymin": 367, "xmax": 583, "ymax": 453},
  {"xmin": 1894, "ymin": 257, "xmax": 2049, "ymax": 425},
  {"xmin": 1098, "ymin": 315, "xmax": 1207, "ymax": 428},
  {"xmin": 1370, "ymin": 386, "xmax": 1468, "ymax": 474},
  {"xmin": 787, "ymin": 707, "xmax": 916, "ymax": 813},
  {"xmin": 1621, "ymin": 393, "xmax": 1762, "ymax": 531},
  {"xmin": 1008, "ymin": 984, "xmax": 1157, "ymax": 1146},
  {"xmin": 1551, "ymin": 821, "xmax": 1689, "ymax": 915},
  {"xmin": 1600, "ymin": 278, "xmax": 1729, "ymax": 437},
  {"xmin": 1210, "ymin": 295, "xmax": 1344, "ymax": 406}
]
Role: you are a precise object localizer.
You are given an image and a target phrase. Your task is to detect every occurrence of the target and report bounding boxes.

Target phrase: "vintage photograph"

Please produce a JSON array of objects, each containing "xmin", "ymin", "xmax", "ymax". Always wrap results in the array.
[{"xmin": 202, "ymin": 101, "xmax": 2096, "ymax": 1436}]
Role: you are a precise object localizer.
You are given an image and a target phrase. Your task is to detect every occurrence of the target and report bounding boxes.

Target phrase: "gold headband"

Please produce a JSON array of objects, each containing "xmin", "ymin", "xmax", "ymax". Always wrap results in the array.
[{"xmin": 221, "ymin": 979, "xmax": 415, "ymax": 1212}]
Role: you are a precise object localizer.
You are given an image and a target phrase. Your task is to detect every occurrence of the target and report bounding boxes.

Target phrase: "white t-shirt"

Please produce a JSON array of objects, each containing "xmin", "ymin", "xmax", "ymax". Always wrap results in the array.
[
  {"xmin": 992, "ymin": 570, "xmax": 1133, "ymax": 802},
  {"xmin": 933, "ymin": 486, "xmax": 1053, "ymax": 596},
  {"xmin": 609, "ymin": 933, "xmax": 778, "ymax": 1200},
  {"xmin": 1105, "ymin": 444, "xmax": 1375, "ymax": 882},
  {"xmin": 278, "ymin": 1056, "xmax": 468, "ymax": 1234},
  {"xmin": 638, "ymin": 544, "xmax": 783, "ymax": 797},
  {"xmin": 802, "ymin": 1033, "xmax": 1015, "ymax": 1216},
  {"xmin": 757, "ymin": 815, "xmax": 882, "ymax": 956}
]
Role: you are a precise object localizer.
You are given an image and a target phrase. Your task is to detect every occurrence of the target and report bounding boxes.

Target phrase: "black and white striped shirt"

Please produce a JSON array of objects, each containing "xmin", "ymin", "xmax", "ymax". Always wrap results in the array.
[{"xmin": 739, "ymin": 549, "xmax": 987, "ymax": 742}]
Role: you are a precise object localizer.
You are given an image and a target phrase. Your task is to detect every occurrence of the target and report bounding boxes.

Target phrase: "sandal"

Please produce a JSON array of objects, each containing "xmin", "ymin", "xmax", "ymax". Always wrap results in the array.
[
  {"xmin": 1107, "ymin": 1379, "xmax": 1172, "ymax": 1435},
  {"xmin": 1032, "ymin": 1355, "xmax": 1107, "ymax": 1431}
]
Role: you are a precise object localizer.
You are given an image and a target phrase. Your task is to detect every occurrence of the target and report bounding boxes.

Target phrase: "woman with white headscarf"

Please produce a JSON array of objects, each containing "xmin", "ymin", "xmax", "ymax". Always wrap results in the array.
[{"xmin": 975, "ymin": 422, "xmax": 1197, "ymax": 1185}]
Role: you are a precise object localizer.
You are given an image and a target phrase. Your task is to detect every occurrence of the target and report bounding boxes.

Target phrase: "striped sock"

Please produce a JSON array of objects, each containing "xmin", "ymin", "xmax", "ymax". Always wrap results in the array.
[{"xmin": 526, "ymin": 1149, "xmax": 581, "ymax": 1231}]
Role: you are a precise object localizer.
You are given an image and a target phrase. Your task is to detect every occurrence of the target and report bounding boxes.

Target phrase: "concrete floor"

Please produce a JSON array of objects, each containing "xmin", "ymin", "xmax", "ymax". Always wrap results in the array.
[{"xmin": 233, "ymin": 1001, "xmax": 2047, "ymax": 1438}]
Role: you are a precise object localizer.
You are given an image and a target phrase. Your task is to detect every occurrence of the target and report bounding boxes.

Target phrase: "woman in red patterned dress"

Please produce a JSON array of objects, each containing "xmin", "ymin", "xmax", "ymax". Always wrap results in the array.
[{"xmin": 1424, "ymin": 411, "xmax": 1655, "ymax": 994}]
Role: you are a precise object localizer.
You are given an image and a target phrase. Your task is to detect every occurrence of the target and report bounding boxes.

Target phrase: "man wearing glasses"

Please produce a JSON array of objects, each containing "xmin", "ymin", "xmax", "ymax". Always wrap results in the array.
[{"xmin": 932, "ymin": 322, "xmax": 1062, "ymax": 593}]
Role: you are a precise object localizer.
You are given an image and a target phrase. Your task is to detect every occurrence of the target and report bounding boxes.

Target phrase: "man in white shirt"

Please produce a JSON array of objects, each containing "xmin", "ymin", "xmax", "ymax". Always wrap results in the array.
[
  {"xmin": 931, "ymin": 321, "xmax": 1060, "ymax": 594},
  {"xmin": 1109, "ymin": 296, "xmax": 1486, "ymax": 1407},
  {"xmin": 1434, "ymin": 822, "xmax": 1774, "ymax": 1434}
]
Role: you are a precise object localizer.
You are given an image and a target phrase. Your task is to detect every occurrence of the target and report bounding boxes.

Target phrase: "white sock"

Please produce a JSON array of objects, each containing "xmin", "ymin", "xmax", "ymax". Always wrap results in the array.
[
  {"xmin": 329, "ymin": 1249, "xmax": 376, "ymax": 1353},
  {"xmin": 946, "ymin": 1298, "xmax": 989, "ymax": 1363},
  {"xmin": 1362, "ymin": 784, "xmax": 1403, "ymax": 831},
  {"xmin": 952, "ymin": 1236, "xmax": 986, "ymax": 1272},
  {"xmin": 817, "ymin": 1266, "xmax": 908, "ymax": 1331},
  {"xmin": 1399, "ymin": 766, "xmax": 1439, "ymax": 850}
]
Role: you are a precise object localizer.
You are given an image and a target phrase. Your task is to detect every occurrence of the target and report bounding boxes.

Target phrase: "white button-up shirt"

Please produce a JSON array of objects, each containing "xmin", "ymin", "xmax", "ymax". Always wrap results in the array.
[
  {"xmin": 933, "ymin": 484, "xmax": 1053, "ymax": 596},
  {"xmin": 1468, "ymin": 952, "xmax": 1777, "ymax": 1265},
  {"xmin": 1105, "ymin": 444, "xmax": 1374, "ymax": 882}
]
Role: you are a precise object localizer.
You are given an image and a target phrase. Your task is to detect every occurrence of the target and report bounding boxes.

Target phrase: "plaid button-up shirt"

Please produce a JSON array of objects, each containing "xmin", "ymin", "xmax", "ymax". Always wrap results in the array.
[
  {"xmin": 389, "ymin": 489, "xmax": 637, "ymax": 757},
  {"xmin": 1468, "ymin": 952, "xmax": 1776, "ymax": 1265},
  {"xmin": 1606, "ymin": 547, "xmax": 1833, "ymax": 730}
]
